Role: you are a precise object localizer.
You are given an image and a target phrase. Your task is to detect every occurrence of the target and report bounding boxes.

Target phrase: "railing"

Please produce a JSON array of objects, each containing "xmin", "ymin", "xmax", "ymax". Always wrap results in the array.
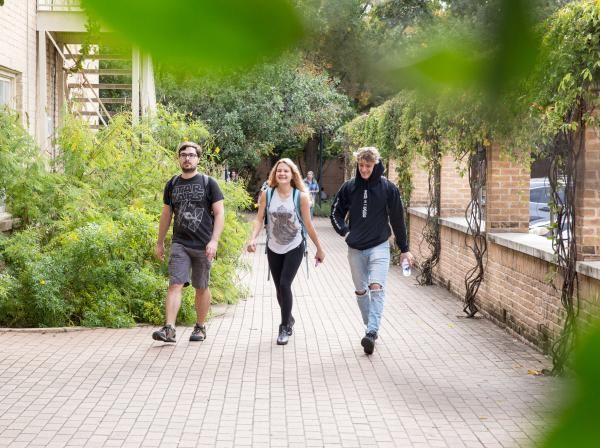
[
  {"xmin": 37, "ymin": 0, "xmax": 82, "ymax": 12},
  {"xmin": 45, "ymin": 32, "xmax": 110, "ymax": 126}
]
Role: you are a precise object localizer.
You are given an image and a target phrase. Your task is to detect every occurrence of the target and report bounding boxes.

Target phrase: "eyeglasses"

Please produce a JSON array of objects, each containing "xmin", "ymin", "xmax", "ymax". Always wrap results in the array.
[{"xmin": 179, "ymin": 153, "xmax": 198, "ymax": 160}]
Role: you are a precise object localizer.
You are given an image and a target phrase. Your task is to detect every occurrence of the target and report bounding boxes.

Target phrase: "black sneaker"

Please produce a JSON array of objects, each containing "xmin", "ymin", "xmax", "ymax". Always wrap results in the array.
[
  {"xmin": 189, "ymin": 323, "xmax": 206, "ymax": 342},
  {"xmin": 287, "ymin": 316, "xmax": 295, "ymax": 336},
  {"xmin": 277, "ymin": 324, "xmax": 289, "ymax": 345},
  {"xmin": 361, "ymin": 331, "xmax": 377, "ymax": 355},
  {"xmin": 152, "ymin": 325, "xmax": 176, "ymax": 343}
]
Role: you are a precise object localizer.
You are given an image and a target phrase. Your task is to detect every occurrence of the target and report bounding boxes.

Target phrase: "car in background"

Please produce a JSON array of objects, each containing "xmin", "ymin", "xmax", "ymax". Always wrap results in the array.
[{"xmin": 529, "ymin": 177, "xmax": 567, "ymax": 238}]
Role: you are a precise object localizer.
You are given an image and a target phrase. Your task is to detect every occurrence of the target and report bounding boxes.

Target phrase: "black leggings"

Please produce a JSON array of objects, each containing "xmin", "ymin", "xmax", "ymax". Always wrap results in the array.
[{"xmin": 267, "ymin": 244, "xmax": 304, "ymax": 326}]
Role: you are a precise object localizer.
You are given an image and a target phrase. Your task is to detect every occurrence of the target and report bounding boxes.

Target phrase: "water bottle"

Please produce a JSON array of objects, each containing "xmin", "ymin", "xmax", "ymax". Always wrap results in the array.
[{"xmin": 402, "ymin": 259, "xmax": 411, "ymax": 277}]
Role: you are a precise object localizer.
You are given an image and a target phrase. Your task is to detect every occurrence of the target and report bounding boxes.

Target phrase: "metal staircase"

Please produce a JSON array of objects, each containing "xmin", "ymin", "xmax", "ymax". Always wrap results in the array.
[
  {"xmin": 62, "ymin": 42, "xmax": 133, "ymax": 128},
  {"xmin": 37, "ymin": 0, "xmax": 155, "ymax": 133}
]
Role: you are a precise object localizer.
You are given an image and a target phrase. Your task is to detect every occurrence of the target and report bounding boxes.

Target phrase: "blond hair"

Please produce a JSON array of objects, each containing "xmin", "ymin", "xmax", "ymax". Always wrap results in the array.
[
  {"xmin": 267, "ymin": 158, "xmax": 307, "ymax": 192},
  {"xmin": 354, "ymin": 146, "xmax": 380, "ymax": 163}
]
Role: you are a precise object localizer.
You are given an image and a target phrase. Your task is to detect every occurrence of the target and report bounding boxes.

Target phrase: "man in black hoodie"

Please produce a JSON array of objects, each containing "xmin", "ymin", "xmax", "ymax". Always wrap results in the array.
[{"xmin": 331, "ymin": 147, "xmax": 414, "ymax": 355}]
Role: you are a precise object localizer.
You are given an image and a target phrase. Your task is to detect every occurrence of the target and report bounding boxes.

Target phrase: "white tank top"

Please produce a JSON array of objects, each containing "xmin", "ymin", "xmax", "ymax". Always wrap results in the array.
[{"xmin": 267, "ymin": 189, "xmax": 302, "ymax": 254}]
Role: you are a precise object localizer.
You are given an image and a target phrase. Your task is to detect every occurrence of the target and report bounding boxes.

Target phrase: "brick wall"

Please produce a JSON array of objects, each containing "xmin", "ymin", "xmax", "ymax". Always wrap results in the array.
[
  {"xmin": 321, "ymin": 157, "xmax": 345, "ymax": 199},
  {"xmin": 409, "ymin": 213, "xmax": 600, "ymax": 351},
  {"xmin": 440, "ymin": 154, "xmax": 471, "ymax": 217},
  {"xmin": 409, "ymin": 123, "xmax": 600, "ymax": 351},
  {"xmin": 576, "ymin": 120, "xmax": 600, "ymax": 260},
  {"xmin": 387, "ymin": 158, "xmax": 398, "ymax": 184},
  {"xmin": 409, "ymin": 156, "xmax": 429, "ymax": 207},
  {"xmin": 486, "ymin": 144, "xmax": 529, "ymax": 232}
]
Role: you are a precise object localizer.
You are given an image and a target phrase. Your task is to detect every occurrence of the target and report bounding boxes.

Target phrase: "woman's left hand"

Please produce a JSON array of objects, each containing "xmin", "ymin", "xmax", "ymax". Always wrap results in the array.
[{"xmin": 315, "ymin": 248, "xmax": 325, "ymax": 265}]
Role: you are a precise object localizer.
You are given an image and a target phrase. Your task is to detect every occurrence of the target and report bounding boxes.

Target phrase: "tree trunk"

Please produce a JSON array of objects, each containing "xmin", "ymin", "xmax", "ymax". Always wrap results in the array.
[{"xmin": 304, "ymin": 136, "xmax": 319, "ymax": 177}]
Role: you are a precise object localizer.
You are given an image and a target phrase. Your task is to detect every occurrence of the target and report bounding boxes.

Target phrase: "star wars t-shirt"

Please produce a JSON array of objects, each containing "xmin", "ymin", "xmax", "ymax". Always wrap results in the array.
[{"xmin": 163, "ymin": 174, "xmax": 224, "ymax": 249}]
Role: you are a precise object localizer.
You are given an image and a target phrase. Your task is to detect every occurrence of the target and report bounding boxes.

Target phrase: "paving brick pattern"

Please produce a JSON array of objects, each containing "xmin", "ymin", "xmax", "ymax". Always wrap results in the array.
[{"xmin": 0, "ymin": 218, "xmax": 560, "ymax": 447}]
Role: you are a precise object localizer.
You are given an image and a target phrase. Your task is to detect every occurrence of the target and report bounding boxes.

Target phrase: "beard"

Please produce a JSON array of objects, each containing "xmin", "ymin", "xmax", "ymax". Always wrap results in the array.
[{"xmin": 181, "ymin": 166, "xmax": 196, "ymax": 173}]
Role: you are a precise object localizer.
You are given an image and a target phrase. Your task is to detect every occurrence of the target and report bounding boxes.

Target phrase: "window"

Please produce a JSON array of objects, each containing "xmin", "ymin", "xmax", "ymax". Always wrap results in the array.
[
  {"xmin": 530, "ymin": 187, "xmax": 549, "ymax": 204},
  {"xmin": 0, "ymin": 78, "xmax": 11, "ymax": 106},
  {"xmin": 0, "ymin": 70, "xmax": 16, "ymax": 108},
  {"xmin": 0, "ymin": 68, "xmax": 18, "ymax": 214}
]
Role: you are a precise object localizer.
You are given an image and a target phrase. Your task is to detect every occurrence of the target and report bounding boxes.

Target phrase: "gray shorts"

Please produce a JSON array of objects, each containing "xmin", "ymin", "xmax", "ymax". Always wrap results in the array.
[{"xmin": 168, "ymin": 242, "xmax": 212, "ymax": 289}]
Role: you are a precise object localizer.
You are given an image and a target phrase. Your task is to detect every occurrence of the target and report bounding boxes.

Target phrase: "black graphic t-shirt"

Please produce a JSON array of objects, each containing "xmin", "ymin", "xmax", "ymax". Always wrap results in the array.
[{"xmin": 163, "ymin": 174, "xmax": 224, "ymax": 249}]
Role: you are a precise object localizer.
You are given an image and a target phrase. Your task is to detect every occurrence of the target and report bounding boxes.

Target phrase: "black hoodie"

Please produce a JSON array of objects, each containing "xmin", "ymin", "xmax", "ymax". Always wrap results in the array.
[{"xmin": 330, "ymin": 161, "xmax": 409, "ymax": 252}]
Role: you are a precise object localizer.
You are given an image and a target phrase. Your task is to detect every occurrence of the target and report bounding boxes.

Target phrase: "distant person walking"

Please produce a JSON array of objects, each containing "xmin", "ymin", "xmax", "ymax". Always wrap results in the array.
[
  {"xmin": 152, "ymin": 141, "xmax": 225, "ymax": 343},
  {"xmin": 248, "ymin": 159, "xmax": 325, "ymax": 345},
  {"xmin": 304, "ymin": 170, "xmax": 319, "ymax": 216},
  {"xmin": 330, "ymin": 146, "xmax": 414, "ymax": 355}
]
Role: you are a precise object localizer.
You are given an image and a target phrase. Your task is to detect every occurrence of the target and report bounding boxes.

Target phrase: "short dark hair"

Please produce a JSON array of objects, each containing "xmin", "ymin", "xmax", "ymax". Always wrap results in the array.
[{"xmin": 177, "ymin": 141, "xmax": 201, "ymax": 157}]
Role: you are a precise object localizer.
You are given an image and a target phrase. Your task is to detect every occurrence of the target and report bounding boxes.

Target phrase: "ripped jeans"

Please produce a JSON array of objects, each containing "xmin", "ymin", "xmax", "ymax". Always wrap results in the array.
[{"xmin": 347, "ymin": 240, "xmax": 390, "ymax": 334}]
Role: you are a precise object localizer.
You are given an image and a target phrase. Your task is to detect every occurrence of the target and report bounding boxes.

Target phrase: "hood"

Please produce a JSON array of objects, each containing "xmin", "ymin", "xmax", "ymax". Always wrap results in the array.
[{"xmin": 354, "ymin": 160, "xmax": 385, "ymax": 187}]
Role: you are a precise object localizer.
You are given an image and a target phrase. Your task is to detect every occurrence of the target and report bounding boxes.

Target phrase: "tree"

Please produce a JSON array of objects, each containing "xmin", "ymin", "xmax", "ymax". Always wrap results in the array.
[
  {"xmin": 296, "ymin": 0, "xmax": 433, "ymax": 109},
  {"xmin": 156, "ymin": 55, "xmax": 353, "ymax": 173}
]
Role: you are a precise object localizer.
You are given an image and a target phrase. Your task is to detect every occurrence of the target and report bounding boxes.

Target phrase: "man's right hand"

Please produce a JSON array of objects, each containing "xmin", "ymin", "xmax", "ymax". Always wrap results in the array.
[
  {"xmin": 155, "ymin": 242, "xmax": 165, "ymax": 261},
  {"xmin": 247, "ymin": 240, "xmax": 257, "ymax": 253}
]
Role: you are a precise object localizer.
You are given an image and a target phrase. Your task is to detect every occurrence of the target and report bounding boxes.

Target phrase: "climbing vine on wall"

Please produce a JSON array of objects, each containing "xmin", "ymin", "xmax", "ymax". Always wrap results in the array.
[
  {"xmin": 547, "ymin": 112, "xmax": 583, "ymax": 375},
  {"xmin": 407, "ymin": 102, "xmax": 442, "ymax": 287},
  {"xmin": 526, "ymin": 1, "xmax": 600, "ymax": 374},
  {"xmin": 416, "ymin": 146, "xmax": 441, "ymax": 286},
  {"xmin": 463, "ymin": 142, "xmax": 487, "ymax": 317}
]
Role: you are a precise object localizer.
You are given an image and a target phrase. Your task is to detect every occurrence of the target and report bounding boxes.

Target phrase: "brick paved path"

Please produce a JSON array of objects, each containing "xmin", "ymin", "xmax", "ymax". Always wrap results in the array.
[{"xmin": 0, "ymin": 218, "xmax": 559, "ymax": 447}]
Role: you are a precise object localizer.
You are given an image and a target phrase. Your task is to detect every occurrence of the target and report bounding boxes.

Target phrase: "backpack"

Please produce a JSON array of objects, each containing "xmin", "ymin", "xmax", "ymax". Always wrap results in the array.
[{"xmin": 264, "ymin": 187, "xmax": 309, "ymax": 279}]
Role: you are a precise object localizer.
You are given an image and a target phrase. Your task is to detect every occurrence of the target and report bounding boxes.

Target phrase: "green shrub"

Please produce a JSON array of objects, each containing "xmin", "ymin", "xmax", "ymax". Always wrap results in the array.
[
  {"xmin": 313, "ymin": 198, "xmax": 332, "ymax": 217},
  {"xmin": 0, "ymin": 107, "xmax": 251, "ymax": 328}
]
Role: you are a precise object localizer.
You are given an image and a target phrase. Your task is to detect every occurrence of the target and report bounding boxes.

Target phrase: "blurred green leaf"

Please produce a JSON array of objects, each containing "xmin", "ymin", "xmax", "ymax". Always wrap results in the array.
[
  {"xmin": 542, "ymin": 319, "xmax": 600, "ymax": 448},
  {"xmin": 379, "ymin": 0, "xmax": 541, "ymax": 98},
  {"xmin": 487, "ymin": 0, "xmax": 540, "ymax": 93},
  {"xmin": 80, "ymin": 0, "xmax": 304, "ymax": 70},
  {"xmin": 382, "ymin": 37, "xmax": 485, "ymax": 92}
]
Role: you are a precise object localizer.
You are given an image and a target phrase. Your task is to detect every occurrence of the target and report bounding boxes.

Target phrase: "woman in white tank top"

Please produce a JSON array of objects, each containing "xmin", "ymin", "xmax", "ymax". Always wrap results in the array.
[{"xmin": 247, "ymin": 158, "xmax": 326, "ymax": 345}]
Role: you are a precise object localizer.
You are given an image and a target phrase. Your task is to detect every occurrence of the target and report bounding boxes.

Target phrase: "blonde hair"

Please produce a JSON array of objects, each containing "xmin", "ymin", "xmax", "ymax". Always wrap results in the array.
[
  {"xmin": 267, "ymin": 158, "xmax": 307, "ymax": 192},
  {"xmin": 354, "ymin": 146, "xmax": 380, "ymax": 163}
]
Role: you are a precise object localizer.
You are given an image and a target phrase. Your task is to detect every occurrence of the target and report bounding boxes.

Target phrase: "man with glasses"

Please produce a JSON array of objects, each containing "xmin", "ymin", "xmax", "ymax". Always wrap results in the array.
[{"xmin": 152, "ymin": 141, "xmax": 225, "ymax": 343}]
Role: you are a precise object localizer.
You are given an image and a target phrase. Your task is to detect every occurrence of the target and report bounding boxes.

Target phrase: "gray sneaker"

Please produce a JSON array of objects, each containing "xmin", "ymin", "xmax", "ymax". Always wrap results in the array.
[
  {"xmin": 189, "ymin": 323, "xmax": 207, "ymax": 342},
  {"xmin": 152, "ymin": 325, "xmax": 176, "ymax": 343}
]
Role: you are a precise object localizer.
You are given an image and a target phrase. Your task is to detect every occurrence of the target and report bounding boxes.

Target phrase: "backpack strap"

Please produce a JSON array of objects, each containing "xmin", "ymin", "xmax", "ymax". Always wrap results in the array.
[
  {"xmin": 264, "ymin": 187, "xmax": 274, "ymax": 250},
  {"xmin": 263, "ymin": 187, "xmax": 309, "ymax": 280},
  {"xmin": 292, "ymin": 188, "xmax": 308, "ymax": 251},
  {"xmin": 264, "ymin": 187, "xmax": 274, "ymax": 226},
  {"xmin": 264, "ymin": 187, "xmax": 274, "ymax": 280},
  {"xmin": 201, "ymin": 174, "xmax": 214, "ymax": 218},
  {"xmin": 292, "ymin": 188, "xmax": 309, "ymax": 279},
  {"xmin": 166, "ymin": 174, "xmax": 180, "ymax": 208}
]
